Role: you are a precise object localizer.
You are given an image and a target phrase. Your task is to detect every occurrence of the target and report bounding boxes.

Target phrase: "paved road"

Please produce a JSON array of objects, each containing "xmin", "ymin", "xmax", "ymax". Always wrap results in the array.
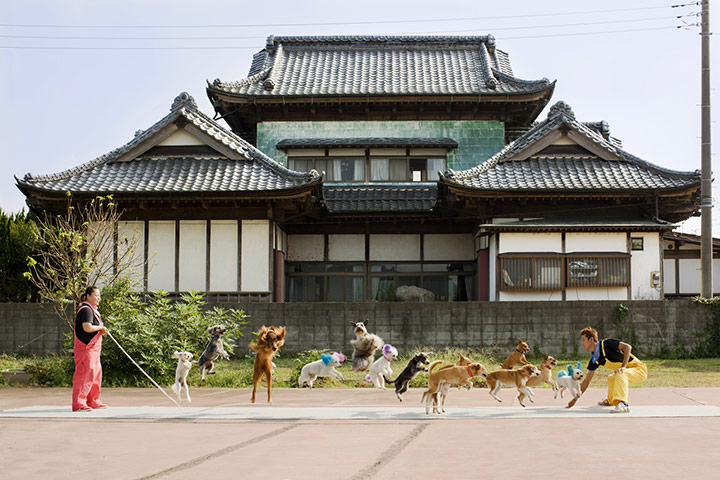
[{"xmin": 1, "ymin": 386, "xmax": 719, "ymax": 480}]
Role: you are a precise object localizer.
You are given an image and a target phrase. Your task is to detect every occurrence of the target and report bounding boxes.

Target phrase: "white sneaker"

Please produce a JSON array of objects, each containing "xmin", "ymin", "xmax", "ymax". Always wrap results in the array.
[{"xmin": 611, "ymin": 402, "xmax": 629, "ymax": 413}]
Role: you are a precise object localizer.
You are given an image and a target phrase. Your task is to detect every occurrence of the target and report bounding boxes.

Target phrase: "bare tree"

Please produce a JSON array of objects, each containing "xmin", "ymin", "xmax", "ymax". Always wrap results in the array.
[{"xmin": 25, "ymin": 193, "xmax": 143, "ymax": 329}]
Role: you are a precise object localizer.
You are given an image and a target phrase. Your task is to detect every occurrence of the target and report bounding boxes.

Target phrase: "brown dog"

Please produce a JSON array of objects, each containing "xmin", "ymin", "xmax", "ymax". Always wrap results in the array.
[
  {"xmin": 518, "ymin": 355, "xmax": 558, "ymax": 404},
  {"xmin": 422, "ymin": 360, "xmax": 488, "ymax": 414},
  {"xmin": 500, "ymin": 338, "xmax": 531, "ymax": 369},
  {"xmin": 249, "ymin": 325, "xmax": 286, "ymax": 403},
  {"xmin": 486, "ymin": 364, "xmax": 541, "ymax": 407}
]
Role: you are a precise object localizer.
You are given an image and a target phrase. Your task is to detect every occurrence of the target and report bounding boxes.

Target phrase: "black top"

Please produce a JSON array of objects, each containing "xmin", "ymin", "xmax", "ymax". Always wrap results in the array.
[
  {"xmin": 587, "ymin": 338, "xmax": 637, "ymax": 371},
  {"xmin": 75, "ymin": 306, "xmax": 100, "ymax": 345}
]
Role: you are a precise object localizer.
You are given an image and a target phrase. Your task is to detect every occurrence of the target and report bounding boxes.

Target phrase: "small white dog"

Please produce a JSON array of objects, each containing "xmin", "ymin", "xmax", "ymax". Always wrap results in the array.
[
  {"xmin": 298, "ymin": 352, "xmax": 345, "ymax": 388},
  {"xmin": 557, "ymin": 362, "xmax": 584, "ymax": 399},
  {"xmin": 171, "ymin": 350, "xmax": 193, "ymax": 404},
  {"xmin": 365, "ymin": 344, "xmax": 398, "ymax": 389}
]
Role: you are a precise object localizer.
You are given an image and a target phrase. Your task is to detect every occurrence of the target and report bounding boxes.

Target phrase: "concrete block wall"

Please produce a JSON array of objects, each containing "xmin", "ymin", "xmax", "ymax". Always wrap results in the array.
[
  {"xmin": 257, "ymin": 120, "xmax": 506, "ymax": 172},
  {"xmin": 0, "ymin": 303, "xmax": 68, "ymax": 355},
  {"xmin": 0, "ymin": 300, "xmax": 710, "ymax": 357}
]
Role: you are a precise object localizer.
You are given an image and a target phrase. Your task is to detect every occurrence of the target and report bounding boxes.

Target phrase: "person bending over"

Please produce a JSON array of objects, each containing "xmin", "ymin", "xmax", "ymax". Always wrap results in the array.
[{"xmin": 567, "ymin": 326, "xmax": 647, "ymax": 413}]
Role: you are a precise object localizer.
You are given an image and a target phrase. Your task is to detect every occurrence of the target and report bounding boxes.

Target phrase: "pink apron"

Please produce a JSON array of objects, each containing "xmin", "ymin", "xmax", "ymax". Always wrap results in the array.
[{"xmin": 72, "ymin": 304, "xmax": 104, "ymax": 411}]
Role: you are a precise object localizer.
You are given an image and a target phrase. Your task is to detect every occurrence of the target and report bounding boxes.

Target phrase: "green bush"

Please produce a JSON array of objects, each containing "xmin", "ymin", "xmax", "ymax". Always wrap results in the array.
[{"xmin": 98, "ymin": 279, "xmax": 249, "ymax": 387}]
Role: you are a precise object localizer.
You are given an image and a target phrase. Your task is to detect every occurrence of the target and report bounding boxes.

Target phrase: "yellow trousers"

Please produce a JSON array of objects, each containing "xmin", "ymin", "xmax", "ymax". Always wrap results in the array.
[{"xmin": 604, "ymin": 360, "xmax": 647, "ymax": 406}]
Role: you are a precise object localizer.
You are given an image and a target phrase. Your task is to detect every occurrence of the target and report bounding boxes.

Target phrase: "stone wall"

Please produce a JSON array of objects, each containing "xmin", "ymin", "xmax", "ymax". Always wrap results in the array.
[{"xmin": 1, "ymin": 300, "xmax": 709, "ymax": 357}]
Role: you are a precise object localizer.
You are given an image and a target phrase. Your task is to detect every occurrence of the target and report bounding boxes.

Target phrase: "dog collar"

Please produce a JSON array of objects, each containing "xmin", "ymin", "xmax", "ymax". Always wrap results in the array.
[
  {"xmin": 516, "ymin": 348, "xmax": 525, "ymax": 353},
  {"xmin": 467, "ymin": 365, "xmax": 474, "ymax": 377},
  {"xmin": 384, "ymin": 355, "xmax": 395, "ymax": 362},
  {"xmin": 543, "ymin": 364, "xmax": 553, "ymax": 370},
  {"xmin": 211, "ymin": 335, "xmax": 220, "ymax": 339}
]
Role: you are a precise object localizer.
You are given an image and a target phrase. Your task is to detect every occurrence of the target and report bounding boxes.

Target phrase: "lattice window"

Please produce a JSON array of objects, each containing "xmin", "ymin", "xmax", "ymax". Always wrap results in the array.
[{"xmin": 500, "ymin": 255, "xmax": 563, "ymax": 291}]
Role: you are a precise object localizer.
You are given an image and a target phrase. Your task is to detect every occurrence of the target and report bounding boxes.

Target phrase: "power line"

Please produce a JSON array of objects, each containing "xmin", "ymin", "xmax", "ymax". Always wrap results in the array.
[
  {"xmin": 0, "ymin": 16, "xmax": 677, "ymax": 41},
  {"xmin": 0, "ymin": 5, "xmax": 676, "ymax": 29}
]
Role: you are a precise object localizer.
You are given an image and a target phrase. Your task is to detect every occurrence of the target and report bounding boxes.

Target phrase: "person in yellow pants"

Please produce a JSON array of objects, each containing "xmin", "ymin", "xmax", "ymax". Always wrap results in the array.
[{"xmin": 567, "ymin": 326, "xmax": 647, "ymax": 413}]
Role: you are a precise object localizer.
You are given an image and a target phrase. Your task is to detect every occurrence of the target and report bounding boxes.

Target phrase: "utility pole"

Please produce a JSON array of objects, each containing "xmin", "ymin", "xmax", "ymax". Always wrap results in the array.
[{"xmin": 701, "ymin": 0, "xmax": 713, "ymax": 298}]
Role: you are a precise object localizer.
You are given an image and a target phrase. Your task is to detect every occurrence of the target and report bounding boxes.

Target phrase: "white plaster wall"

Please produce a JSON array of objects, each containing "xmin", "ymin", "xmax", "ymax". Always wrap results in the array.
[
  {"xmin": 424, "ymin": 234, "xmax": 475, "ymax": 261},
  {"xmin": 370, "ymin": 235, "xmax": 420, "ymax": 261},
  {"xmin": 489, "ymin": 235, "xmax": 497, "ymax": 301},
  {"xmin": 179, "ymin": 221, "xmax": 206, "ymax": 291},
  {"xmin": 663, "ymin": 259, "xmax": 677, "ymax": 295},
  {"xmin": 87, "ymin": 221, "xmax": 114, "ymax": 289},
  {"xmin": 210, "ymin": 220, "xmax": 238, "ymax": 291},
  {"xmin": 499, "ymin": 233, "xmax": 562, "ymax": 253},
  {"xmin": 565, "ymin": 287, "xmax": 627, "ymax": 301},
  {"xmin": 148, "ymin": 221, "xmax": 175, "ymax": 292},
  {"xmin": 241, "ymin": 220, "xmax": 270, "ymax": 292},
  {"xmin": 679, "ymin": 259, "xmax": 702, "ymax": 294},
  {"xmin": 499, "ymin": 290, "xmax": 563, "ymax": 301},
  {"xmin": 329, "ymin": 234, "xmax": 365, "ymax": 261},
  {"xmin": 566, "ymin": 233, "xmax": 626, "ymax": 252},
  {"xmin": 157, "ymin": 129, "xmax": 204, "ymax": 146},
  {"xmin": 630, "ymin": 232, "xmax": 661, "ymax": 300},
  {"xmin": 715, "ymin": 259, "xmax": 720, "ymax": 295},
  {"xmin": 287, "ymin": 235, "xmax": 324, "ymax": 261},
  {"xmin": 118, "ymin": 220, "xmax": 145, "ymax": 290}
]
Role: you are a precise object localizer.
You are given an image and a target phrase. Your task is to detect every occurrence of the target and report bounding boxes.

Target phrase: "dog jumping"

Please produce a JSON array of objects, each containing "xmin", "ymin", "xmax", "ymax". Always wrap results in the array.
[
  {"xmin": 196, "ymin": 325, "xmax": 230, "ymax": 381},
  {"xmin": 350, "ymin": 320, "xmax": 384, "ymax": 372},
  {"xmin": 486, "ymin": 364, "xmax": 542, "ymax": 407},
  {"xmin": 365, "ymin": 344, "xmax": 398, "ymax": 389},
  {"xmin": 518, "ymin": 355, "xmax": 558, "ymax": 405},
  {"xmin": 421, "ymin": 360, "xmax": 488, "ymax": 414},
  {"xmin": 249, "ymin": 325, "xmax": 286, "ymax": 403},
  {"xmin": 500, "ymin": 338, "xmax": 532, "ymax": 369},
  {"xmin": 298, "ymin": 352, "xmax": 345, "ymax": 388},
  {"xmin": 383, "ymin": 351, "xmax": 432, "ymax": 402},
  {"xmin": 171, "ymin": 350, "xmax": 193, "ymax": 404},
  {"xmin": 556, "ymin": 362, "xmax": 584, "ymax": 400}
]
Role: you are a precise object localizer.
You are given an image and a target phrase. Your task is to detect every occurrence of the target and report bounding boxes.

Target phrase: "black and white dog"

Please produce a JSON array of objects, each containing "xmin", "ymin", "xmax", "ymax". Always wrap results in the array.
[
  {"xmin": 196, "ymin": 325, "xmax": 230, "ymax": 381},
  {"xmin": 383, "ymin": 351, "xmax": 433, "ymax": 401},
  {"xmin": 350, "ymin": 320, "xmax": 384, "ymax": 372}
]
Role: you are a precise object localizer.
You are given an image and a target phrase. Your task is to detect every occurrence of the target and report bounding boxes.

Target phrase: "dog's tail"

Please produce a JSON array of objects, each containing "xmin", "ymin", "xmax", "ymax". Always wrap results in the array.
[
  {"xmin": 428, "ymin": 360, "xmax": 443, "ymax": 374},
  {"xmin": 383, "ymin": 374, "xmax": 396, "ymax": 385}
]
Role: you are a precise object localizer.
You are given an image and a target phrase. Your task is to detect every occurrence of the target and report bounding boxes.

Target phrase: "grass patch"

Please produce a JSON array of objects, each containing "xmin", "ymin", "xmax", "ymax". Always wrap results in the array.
[{"xmin": 2, "ymin": 351, "xmax": 719, "ymax": 389}]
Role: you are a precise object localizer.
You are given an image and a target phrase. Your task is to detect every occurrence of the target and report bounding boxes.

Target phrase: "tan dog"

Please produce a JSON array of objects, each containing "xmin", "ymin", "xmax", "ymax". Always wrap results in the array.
[
  {"xmin": 434, "ymin": 353, "xmax": 474, "ymax": 411},
  {"xmin": 249, "ymin": 325, "xmax": 286, "ymax": 404},
  {"xmin": 518, "ymin": 355, "xmax": 558, "ymax": 405},
  {"xmin": 500, "ymin": 338, "xmax": 531, "ymax": 369},
  {"xmin": 486, "ymin": 364, "xmax": 541, "ymax": 407},
  {"xmin": 421, "ymin": 360, "xmax": 488, "ymax": 414}
]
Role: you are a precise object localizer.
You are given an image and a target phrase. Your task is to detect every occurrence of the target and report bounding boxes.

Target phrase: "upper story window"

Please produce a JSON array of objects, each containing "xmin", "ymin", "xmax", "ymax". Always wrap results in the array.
[{"xmin": 280, "ymin": 140, "xmax": 457, "ymax": 183}]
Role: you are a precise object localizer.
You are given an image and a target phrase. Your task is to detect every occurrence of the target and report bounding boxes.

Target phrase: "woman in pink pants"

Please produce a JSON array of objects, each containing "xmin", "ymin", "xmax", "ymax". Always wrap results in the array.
[{"xmin": 72, "ymin": 286, "xmax": 109, "ymax": 412}]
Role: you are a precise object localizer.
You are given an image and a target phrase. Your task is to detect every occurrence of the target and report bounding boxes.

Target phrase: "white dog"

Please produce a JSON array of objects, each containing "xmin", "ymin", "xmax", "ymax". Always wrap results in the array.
[
  {"xmin": 171, "ymin": 350, "xmax": 193, "ymax": 404},
  {"xmin": 557, "ymin": 362, "xmax": 584, "ymax": 399},
  {"xmin": 298, "ymin": 352, "xmax": 345, "ymax": 388},
  {"xmin": 365, "ymin": 344, "xmax": 398, "ymax": 389}
]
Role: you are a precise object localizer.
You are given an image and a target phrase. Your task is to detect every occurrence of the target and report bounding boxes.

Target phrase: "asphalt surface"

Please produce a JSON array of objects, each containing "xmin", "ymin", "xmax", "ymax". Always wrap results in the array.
[{"xmin": 1, "ymin": 386, "xmax": 719, "ymax": 480}]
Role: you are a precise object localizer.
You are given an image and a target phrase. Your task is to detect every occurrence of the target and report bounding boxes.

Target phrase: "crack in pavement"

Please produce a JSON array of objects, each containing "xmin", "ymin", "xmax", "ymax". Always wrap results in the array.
[
  {"xmin": 136, "ymin": 423, "xmax": 298, "ymax": 479},
  {"xmin": 673, "ymin": 388, "xmax": 708, "ymax": 405},
  {"xmin": 347, "ymin": 422, "xmax": 429, "ymax": 480}
]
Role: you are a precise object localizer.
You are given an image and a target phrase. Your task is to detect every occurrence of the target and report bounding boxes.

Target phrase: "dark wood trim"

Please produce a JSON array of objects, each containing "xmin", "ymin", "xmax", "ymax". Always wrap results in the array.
[
  {"xmin": 237, "ymin": 220, "xmax": 243, "ymax": 292},
  {"xmin": 174, "ymin": 220, "xmax": 180, "ymax": 293},
  {"xmin": 206, "ymin": 220, "xmax": 211, "ymax": 293},
  {"xmin": 143, "ymin": 220, "xmax": 149, "ymax": 292}
]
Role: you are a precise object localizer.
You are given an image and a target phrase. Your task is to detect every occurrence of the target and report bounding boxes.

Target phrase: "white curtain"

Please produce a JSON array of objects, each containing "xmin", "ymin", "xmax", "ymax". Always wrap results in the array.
[
  {"xmin": 427, "ymin": 158, "xmax": 445, "ymax": 180},
  {"xmin": 371, "ymin": 158, "xmax": 389, "ymax": 180}
]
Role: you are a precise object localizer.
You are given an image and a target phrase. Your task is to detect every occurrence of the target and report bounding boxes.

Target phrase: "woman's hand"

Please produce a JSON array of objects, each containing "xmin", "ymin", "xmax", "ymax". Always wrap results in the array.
[{"xmin": 98, "ymin": 326, "xmax": 109, "ymax": 335}]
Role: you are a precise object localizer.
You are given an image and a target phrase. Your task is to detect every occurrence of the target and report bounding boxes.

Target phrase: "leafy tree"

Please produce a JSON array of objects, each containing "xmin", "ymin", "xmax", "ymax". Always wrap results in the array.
[
  {"xmin": 24, "ymin": 194, "xmax": 143, "ymax": 329},
  {"xmin": 0, "ymin": 209, "xmax": 40, "ymax": 302},
  {"xmin": 99, "ymin": 278, "xmax": 249, "ymax": 386}
]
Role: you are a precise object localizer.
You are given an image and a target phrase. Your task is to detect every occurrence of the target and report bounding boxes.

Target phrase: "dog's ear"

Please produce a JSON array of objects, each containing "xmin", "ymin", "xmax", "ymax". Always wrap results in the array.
[
  {"xmin": 276, "ymin": 326, "xmax": 286, "ymax": 341},
  {"xmin": 174, "ymin": 351, "xmax": 181, "ymax": 358},
  {"xmin": 363, "ymin": 319, "xmax": 369, "ymax": 326},
  {"xmin": 350, "ymin": 321, "xmax": 358, "ymax": 326}
]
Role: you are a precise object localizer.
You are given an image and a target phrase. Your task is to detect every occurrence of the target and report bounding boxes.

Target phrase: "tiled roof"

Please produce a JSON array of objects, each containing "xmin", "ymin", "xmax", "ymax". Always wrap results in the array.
[
  {"xmin": 324, "ymin": 183, "xmax": 437, "ymax": 213},
  {"xmin": 17, "ymin": 93, "xmax": 320, "ymax": 195},
  {"xmin": 276, "ymin": 138, "xmax": 458, "ymax": 149},
  {"xmin": 443, "ymin": 101, "xmax": 700, "ymax": 192},
  {"xmin": 209, "ymin": 35, "xmax": 554, "ymax": 98}
]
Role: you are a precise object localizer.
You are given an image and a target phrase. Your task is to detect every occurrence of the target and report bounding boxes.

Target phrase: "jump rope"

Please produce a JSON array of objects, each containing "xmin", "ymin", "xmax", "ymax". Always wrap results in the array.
[{"xmin": 106, "ymin": 331, "xmax": 183, "ymax": 410}]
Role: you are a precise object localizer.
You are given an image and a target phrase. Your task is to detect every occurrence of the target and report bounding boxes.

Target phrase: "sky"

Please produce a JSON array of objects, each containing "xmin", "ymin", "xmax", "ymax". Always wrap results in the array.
[{"xmin": 1, "ymin": 0, "xmax": 718, "ymax": 236}]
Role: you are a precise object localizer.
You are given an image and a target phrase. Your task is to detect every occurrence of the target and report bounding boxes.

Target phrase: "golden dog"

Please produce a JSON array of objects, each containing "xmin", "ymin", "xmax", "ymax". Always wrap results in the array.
[
  {"xmin": 249, "ymin": 325, "xmax": 286, "ymax": 404},
  {"xmin": 500, "ymin": 338, "xmax": 531, "ymax": 369},
  {"xmin": 486, "ymin": 364, "xmax": 541, "ymax": 407},
  {"xmin": 421, "ymin": 360, "xmax": 488, "ymax": 414},
  {"xmin": 518, "ymin": 355, "xmax": 558, "ymax": 405}
]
